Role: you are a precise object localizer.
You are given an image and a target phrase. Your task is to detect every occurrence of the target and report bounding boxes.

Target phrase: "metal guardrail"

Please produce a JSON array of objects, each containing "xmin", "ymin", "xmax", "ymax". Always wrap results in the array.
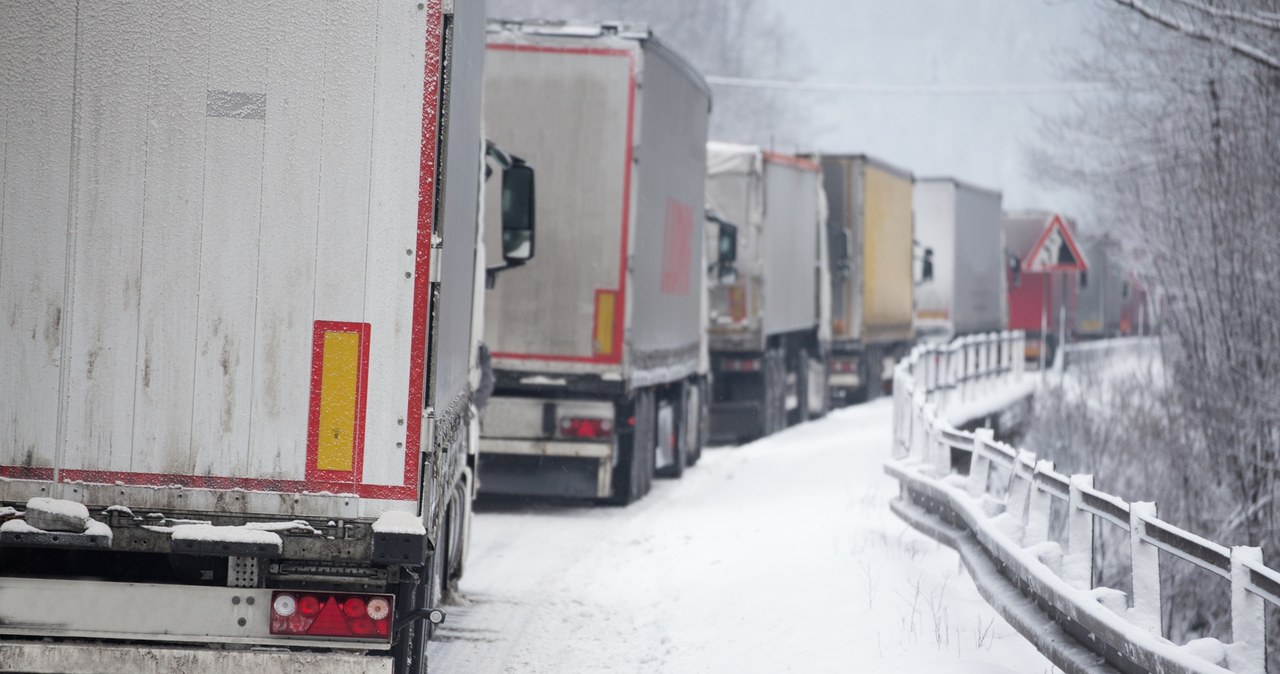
[{"xmin": 887, "ymin": 332, "xmax": 1276, "ymax": 674}]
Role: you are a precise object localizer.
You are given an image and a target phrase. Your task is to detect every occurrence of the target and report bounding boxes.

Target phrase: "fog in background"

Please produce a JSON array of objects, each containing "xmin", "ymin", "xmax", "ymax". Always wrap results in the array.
[{"xmin": 487, "ymin": 0, "xmax": 1103, "ymax": 216}]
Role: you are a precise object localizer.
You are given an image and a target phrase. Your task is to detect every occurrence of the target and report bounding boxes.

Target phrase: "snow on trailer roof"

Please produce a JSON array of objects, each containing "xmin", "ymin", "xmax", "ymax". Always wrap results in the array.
[
  {"xmin": 707, "ymin": 141, "xmax": 763, "ymax": 177},
  {"xmin": 485, "ymin": 18, "xmax": 713, "ymax": 104},
  {"xmin": 708, "ymin": 142, "xmax": 820, "ymax": 175},
  {"xmin": 916, "ymin": 175, "xmax": 1002, "ymax": 198},
  {"xmin": 808, "ymin": 152, "xmax": 914, "ymax": 182}
]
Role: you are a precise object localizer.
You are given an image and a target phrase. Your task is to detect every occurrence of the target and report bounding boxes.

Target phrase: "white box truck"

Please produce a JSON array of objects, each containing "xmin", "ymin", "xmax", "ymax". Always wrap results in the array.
[
  {"xmin": 477, "ymin": 21, "xmax": 712, "ymax": 504},
  {"xmin": 705, "ymin": 144, "xmax": 831, "ymax": 443},
  {"xmin": 0, "ymin": 2, "xmax": 530, "ymax": 672},
  {"xmin": 913, "ymin": 178, "xmax": 1007, "ymax": 341}
]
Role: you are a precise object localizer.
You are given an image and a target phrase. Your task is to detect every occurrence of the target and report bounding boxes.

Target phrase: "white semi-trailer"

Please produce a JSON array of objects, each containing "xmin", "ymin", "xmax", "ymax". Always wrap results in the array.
[
  {"xmin": 705, "ymin": 144, "xmax": 831, "ymax": 443},
  {"xmin": 913, "ymin": 178, "xmax": 1007, "ymax": 341},
  {"xmin": 477, "ymin": 21, "xmax": 712, "ymax": 504},
  {"xmin": 0, "ymin": 2, "xmax": 531, "ymax": 672}
]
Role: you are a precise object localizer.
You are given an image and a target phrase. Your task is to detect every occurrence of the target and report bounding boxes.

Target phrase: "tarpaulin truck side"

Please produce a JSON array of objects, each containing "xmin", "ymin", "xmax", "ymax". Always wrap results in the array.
[
  {"xmin": 705, "ymin": 144, "xmax": 831, "ymax": 443},
  {"xmin": 477, "ymin": 21, "xmax": 711, "ymax": 503},
  {"xmin": 0, "ymin": 1, "xmax": 494, "ymax": 672},
  {"xmin": 820, "ymin": 154, "xmax": 915, "ymax": 405},
  {"xmin": 913, "ymin": 178, "xmax": 1007, "ymax": 340}
]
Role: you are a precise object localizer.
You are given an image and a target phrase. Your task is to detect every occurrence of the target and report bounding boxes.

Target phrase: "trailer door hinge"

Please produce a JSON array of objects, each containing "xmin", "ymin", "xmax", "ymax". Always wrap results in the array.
[{"xmin": 430, "ymin": 238, "xmax": 443, "ymax": 283}]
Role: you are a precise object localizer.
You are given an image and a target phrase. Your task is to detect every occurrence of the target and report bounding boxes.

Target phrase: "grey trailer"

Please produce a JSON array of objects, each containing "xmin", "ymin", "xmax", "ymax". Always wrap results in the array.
[
  {"xmin": 0, "ymin": 1, "xmax": 501, "ymax": 672},
  {"xmin": 704, "ymin": 144, "xmax": 831, "ymax": 443},
  {"xmin": 913, "ymin": 178, "xmax": 1007, "ymax": 340},
  {"xmin": 1075, "ymin": 234, "xmax": 1127, "ymax": 339},
  {"xmin": 478, "ymin": 20, "xmax": 711, "ymax": 503},
  {"xmin": 820, "ymin": 154, "xmax": 916, "ymax": 405}
]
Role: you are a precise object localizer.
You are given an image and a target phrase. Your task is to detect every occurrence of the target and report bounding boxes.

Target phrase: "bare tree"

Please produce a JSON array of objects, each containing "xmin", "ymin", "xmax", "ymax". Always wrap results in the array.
[
  {"xmin": 1030, "ymin": 0, "xmax": 1280, "ymax": 659},
  {"xmin": 1108, "ymin": 0, "xmax": 1280, "ymax": 70}
]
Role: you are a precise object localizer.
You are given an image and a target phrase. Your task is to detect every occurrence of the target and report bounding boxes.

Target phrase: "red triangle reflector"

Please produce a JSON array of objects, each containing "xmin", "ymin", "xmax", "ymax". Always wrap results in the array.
[{"xmin": 306, "ymin": 597, "xmax": 353, "ymax": 637}]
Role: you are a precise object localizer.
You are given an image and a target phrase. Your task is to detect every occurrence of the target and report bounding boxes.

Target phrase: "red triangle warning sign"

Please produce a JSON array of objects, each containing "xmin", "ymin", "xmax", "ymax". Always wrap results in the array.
[{"xmin": 1023, "ymin": 214, "xmax": 1088, "ymax": 272}]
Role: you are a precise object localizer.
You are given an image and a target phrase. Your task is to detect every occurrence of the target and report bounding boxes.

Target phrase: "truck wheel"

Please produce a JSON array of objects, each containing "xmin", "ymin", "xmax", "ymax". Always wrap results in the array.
[
  {"xmin": 639, "ymin": 388, "xmax": 656, "ymax": 496},
  {"xmin": 788, "ymin": 348, "xmax": 811, "ymax": 426},
  {"xmin": 447, "ymin": 478, "xmax": 469, "ymax": 585},
  {"xmin": 656, "ymin": 384, "xmax": 688, "ymax": 479},
  {"xmin": 685, "ymin": 379, "xmax": 705, "ymax": 467},
  {"xmin": 609, "ymin": 389, "xmax": 653, "ymax": 504},
  {"xmin": 768, "ymin": 350, "xmax": 787, "ymax": 435}
]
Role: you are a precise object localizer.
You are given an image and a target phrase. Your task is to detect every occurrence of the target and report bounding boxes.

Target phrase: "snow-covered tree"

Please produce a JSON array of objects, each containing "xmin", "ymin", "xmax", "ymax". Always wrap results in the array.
[{"xmin": 1031, "ymin": 0, "xmax": 1280, "ymax": 659}]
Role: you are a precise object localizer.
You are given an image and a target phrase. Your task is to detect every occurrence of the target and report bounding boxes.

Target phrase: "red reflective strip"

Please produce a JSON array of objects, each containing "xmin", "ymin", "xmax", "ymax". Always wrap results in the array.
[
  {"xmin": 404, "ymin": 0, "xmax": 446, "ymax": 496},
  {"xmin": 763, "ymin": 150, "xmax": 821, "ymax": 173}
]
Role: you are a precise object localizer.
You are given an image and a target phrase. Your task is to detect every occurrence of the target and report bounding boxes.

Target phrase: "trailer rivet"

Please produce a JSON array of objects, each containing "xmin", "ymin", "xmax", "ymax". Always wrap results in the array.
[
  {"xmin": 232, "ymin": 596, "xmax": 241, "ymax": 605},
  {"xmin": 238, "ymin": 617, "xmax": 246, "ymax": 627},
  {"xmin": 406, "ymin": 249, "xmax": 413, "ymax": 256},
  {"xmin": 405, "ymin": 272, "xmax": 412, "ymax": 279},
  {"xmin": 246, "ymin": 596, "xmax": 255, "ymax": 605},
  {"xmin": 396, "ymin": 442, "xmax": 404, "ymax": 448}
]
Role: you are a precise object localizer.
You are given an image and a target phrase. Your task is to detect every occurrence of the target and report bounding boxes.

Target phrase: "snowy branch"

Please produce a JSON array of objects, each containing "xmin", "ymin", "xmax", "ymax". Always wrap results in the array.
[
  {"xmin": 1168, "ymin": 0, "xmax": 1280, "ymax": 30},
  {"xmin": 1109, "ymin": 0, "xmax": 1280, "ymax": 71}
]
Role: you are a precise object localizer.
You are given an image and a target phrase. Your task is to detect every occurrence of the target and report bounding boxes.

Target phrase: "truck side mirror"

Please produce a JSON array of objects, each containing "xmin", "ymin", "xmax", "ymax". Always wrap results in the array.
[
  {"xmin": 717, "ymin": 221, "xmax": 738, "ymax": 284},
  {"xmin": 718, "ymin": 222, "xmax": 737, "ymax": 265},
  {"xmin": 501, "ymin": 162, "xmax": 535, "ymax": 265},
  {"xmin": 921, "ymin": 248, "xmax": 934, "ymax": 283},
  {"xmin": 1008, "ymin": 253, "xmax": 1022, "ymax": 288}
]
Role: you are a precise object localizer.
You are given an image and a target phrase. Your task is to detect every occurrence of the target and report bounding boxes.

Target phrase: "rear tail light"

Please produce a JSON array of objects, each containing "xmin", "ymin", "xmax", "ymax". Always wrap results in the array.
[
  {"xmin": 270, "ymin": 591, "xmax": 393, "ymax": 641},
  {"xmin": 559, "ymin": 417, "xmax": 613, "ymax": 440},
  {"xmin": 831, "ymin": 358, "xmax": 858, "ymax": 373},
  {"xmin": 721, "ymin": 357, "xmax": 762, "ymax": 373}
]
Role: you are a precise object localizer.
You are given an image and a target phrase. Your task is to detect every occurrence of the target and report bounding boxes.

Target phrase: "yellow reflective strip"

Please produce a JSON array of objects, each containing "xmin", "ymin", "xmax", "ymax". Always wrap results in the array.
[
  {"xmin": 594, "ymin": 291, "xmax": 616, "ymax": 357},
  {"xmin": 317, "ymin": 331, "xmax": 361, "ymax": 472}
]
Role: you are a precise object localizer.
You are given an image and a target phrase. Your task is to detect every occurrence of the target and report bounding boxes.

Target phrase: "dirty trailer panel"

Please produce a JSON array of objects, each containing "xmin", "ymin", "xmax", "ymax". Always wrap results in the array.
[
  {"xmin": 482, "ymin": 31, "xmax": 707, "ymax": 385},
  {"xmin": 913, "ymin": 178, "xmax": 1006, "ymax": 338},
  {"xmin": 0, "ymin": 1, "xmax": 465, "ymax": 518},
  {"xmin": 705, "ymin": 146, "xmax": 823, "ymax": 351}
]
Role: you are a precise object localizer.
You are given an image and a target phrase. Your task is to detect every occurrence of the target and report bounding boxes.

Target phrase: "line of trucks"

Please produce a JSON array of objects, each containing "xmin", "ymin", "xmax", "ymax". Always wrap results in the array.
[{"xmin": 0, "ymin": 6, "xmax": 1153, "ymax": 673}]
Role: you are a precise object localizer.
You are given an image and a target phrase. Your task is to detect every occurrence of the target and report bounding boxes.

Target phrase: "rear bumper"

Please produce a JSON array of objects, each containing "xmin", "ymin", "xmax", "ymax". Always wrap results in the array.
[
  {"xmin": 708, "ymin": 401, "xmax": 764, "ymax": 443},
  {"xmin": 0, "ymin": 577, "xmax": 389, "ymax": 652},
  {"xmin": 0, "ymin": 641, "xmax": 390, "ymax": 674},
  {"xmin": 477, "ymin": 439, "xmax": 613, "ymax": 499}
]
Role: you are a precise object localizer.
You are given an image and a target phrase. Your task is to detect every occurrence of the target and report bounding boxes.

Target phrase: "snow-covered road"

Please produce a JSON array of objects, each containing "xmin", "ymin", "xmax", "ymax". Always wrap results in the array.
[{"xmin": 428, "ymin": 400, "xmax": 1057, "ymax": 673}]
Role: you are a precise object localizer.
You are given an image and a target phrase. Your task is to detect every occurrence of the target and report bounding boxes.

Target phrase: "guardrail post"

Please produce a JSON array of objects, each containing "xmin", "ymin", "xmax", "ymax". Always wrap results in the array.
[
  {"xmin": 1128, "ymin": 502, "xmax": 1163, "ymax": 635},
  {"xmin": 1228, "ymin": 546, "xmax": 1265, "ymax": 674},
  {"xmin": 1025, "ymin": 460, "xmax": 1055, "ymax": 545},
  {"xmin": 968, "ymin": 428, "xmax": 995, "ymax": 498},
  {"xmin": 1007, "ymin": 450, "xmax": 1036, "ymax": 529},
  {"xmin": 911, "ymin": 390, "xmax": 927, "ymax": 461},
  {"xmin": 986, "ymin": 334, "xmax": 997, "ymax": 392},
  {"xmin": 1066, "ymin": 475, "xmax": 1095, "ymax": 590}
]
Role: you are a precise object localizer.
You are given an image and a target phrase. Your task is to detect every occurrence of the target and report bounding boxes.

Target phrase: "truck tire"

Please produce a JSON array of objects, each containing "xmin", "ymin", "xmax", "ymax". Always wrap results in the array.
[
  {"xmin": 788, "ymin": 348, "xmax": 811, "ymax": 426},
  {"xmin": 768, "ymin": 350, "xmax": 787, "ymax": 435},
  {"xmin": 609, "ymin": 389, "xmax": 654, "ymax": 505},
  {"xmin": 660, "ymin": 386, "xmax": 691, "ymax": 480},
  {"xmin": 685, "ymin": 379, "xmax": 705, "ymax": 467}
]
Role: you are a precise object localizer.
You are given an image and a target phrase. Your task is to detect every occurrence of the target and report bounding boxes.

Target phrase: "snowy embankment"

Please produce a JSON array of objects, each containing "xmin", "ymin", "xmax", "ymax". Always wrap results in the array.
[{"xmin": 428, "ymin": 400, "xmax": 1056, "ymax": 673}]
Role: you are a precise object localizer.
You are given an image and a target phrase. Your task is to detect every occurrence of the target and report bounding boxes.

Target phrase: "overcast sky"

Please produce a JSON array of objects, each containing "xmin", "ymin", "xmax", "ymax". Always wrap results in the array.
[{"xmin": 735, "ymin": 0, "xmax": 1104, "ymax": 215}]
